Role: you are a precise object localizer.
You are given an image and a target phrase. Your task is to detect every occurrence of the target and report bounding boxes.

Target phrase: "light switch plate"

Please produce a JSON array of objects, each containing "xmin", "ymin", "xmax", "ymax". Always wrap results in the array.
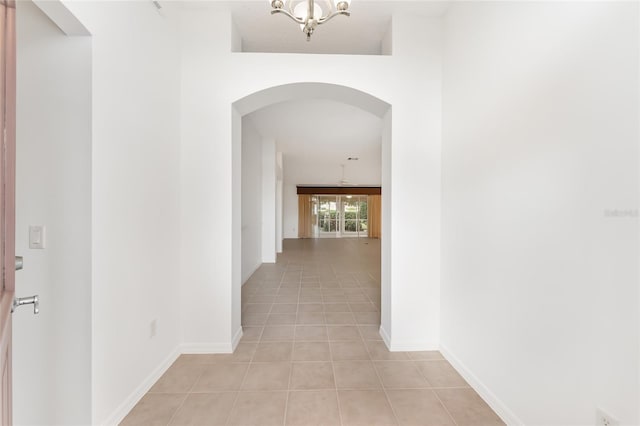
[{"xmin": 29, "ymin": 225, "xmax": 45, "ymax": 249}]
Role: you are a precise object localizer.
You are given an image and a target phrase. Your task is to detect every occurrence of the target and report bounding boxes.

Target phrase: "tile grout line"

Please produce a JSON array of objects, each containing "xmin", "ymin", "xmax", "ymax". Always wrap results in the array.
[
  {"xmin": 328, "ymin": 264, "xmax": 347, "ymax": 426},
  {"xmin": 357, "ymin": 318, "xmax": 403, "ymax": 426},
  {"xmin": 281, "ymin": 270, "xmax": 300, "ymax": 426},
  {"xmin": 163, "ymin": 393, "xmax": 189, "ymax": 426},
  {"xmin": 228, "ymin": 265, "xmax": 285, "ymax": 426}
]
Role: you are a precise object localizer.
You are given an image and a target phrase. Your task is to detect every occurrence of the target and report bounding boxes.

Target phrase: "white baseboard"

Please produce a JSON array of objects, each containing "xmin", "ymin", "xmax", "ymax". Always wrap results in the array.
[
  {"xmin": 378, "ymin": 326, "xmax": 438, "ymax": 351},
  {"xmin": 440, "ymin": 345, "xmax": 524, "ymax": 426},
  {"xmin": 181, "ymin": 341, "xmax": 235, "ymax": 354},
  {"xmin": 379, "ymin": 325, "xmax": 392, "ymax": 348},
  {"xmin": 100, "ymin": 345, "xmax": 181, "ymax": 426},
  {"xmin": 389, "ymin": 340, "xmax": 439, "ymax": 351},
  {"xmin": 231, "ymin": 327, "xmax": 243, "ymax": 351}
]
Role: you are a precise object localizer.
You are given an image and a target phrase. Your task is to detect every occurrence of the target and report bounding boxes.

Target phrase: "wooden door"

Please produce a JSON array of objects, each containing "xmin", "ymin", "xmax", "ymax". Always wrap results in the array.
[{"xmin": 0, "ymin": 1, "xmax": 16, "ymax": 424}]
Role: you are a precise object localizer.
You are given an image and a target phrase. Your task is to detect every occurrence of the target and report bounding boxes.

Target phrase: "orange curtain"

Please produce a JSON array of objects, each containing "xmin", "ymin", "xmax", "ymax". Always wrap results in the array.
[
  {"xmin": 368, "ymin": 195, "xmax": 381, "ymax": 239},
  {"xmin": 298, "ymin": 195, "xmax": 313, "ymax": 238}
]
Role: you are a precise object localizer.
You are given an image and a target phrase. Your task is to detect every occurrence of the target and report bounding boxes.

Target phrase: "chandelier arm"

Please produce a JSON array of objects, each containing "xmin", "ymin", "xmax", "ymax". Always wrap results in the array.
[
  {"xmin": 317, "ymin": 10, "xmax": 350, "ymax": 24},
  {"xmin": 271, "ymin": 8, "xmax": 306, "ymax": 25}
]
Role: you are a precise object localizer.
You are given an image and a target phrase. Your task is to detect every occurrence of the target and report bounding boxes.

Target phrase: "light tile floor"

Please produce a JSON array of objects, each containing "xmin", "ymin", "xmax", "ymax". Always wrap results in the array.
[{"xmin": 121, "ymin": 238, "xmax": 504, "ymax": 426}]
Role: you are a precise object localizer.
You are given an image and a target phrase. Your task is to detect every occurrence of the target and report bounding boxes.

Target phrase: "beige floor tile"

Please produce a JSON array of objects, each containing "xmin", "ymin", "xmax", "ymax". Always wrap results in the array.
[
  {"xmin": 191, "ymin": 364, "xmax": 249, "ymax": 392},
  {"xmin": 345, "ymin": 294, "xmax": 370, "ymax": 303},
  {"xmin": 358, "ymin": 325, "xmax": 383, "ymax": 340},
  {"xmin": 323, "ymin": 303, "xmax": 351, "ymax": 312},
  {"xmin": 415, "ymin": 360, "xmax": 468, "ymax": 388},
  {"xmin": 293, "ymin": 342, "xmax": 331, "ymax": 361},
  {"xmin": 120, "ymin": 393, "xmax": 186, "ymax": 426},
  {"xmin": 354, "ymin": 311, "xmax": 380, "ymax": 325},
  {"xmin": 281, "ymin": 281, "xmax": 302, "ymax": 289},
  {"xmin": 331, "ymin": 341, "xmax": 370, "ymax": 361},
  {"xmin": 244, "ymin": 303, "xmax": 273, "ymax": 314},
  {"xmin": 406, "ymin": 351, "xmax": 444, "ymax": 361},
  {"xmin": 297, "ymin": 312, "xmax": 326, "ymax": 325},
  {"xmin": 271, "ymin": 303, "xmax": 298, "ymax": 314},
  {"xmin": 337, "ymin": 390, "xmax": 397, "ymax": 426},
  {"xmin": 300, "ymin": 295, "xmax": 323, "ymax": 303},
  {"xmin": 323, "ymin": 295, "xmax": 348, "ymax": 303},
  {"xmin": 242, "ymin": 313, "xmax": 268, "ymax": 326},
  {"xmin": 349, "ymin": 303, "xmax": 378, "ymax": 312},
  {"xmin": 242, "ymin": 362, "xmax": 292, "ymax": 390},
  {"xmin": 253, "ymin": 342, "xmax": 294, "ymax": 362},
  {"xmin": 267, "ymin": 313, "xmax": 298, "ymax": 325},
  {"xmin": 279, "ymin": 288, "xmax": 301, "ymax": 296},
  {"xmin": 435, "ymin": 388, "xmax": 505, "ymax": 426},
  {"xmin": 333, "ymin": 361, "xmax": 382, "ymax": 389},
  {"xmin": 290, "ymin": 362, "xmax": 335, "ymax": 390},
  {"xmin": 276, "ymin": 295, "xmax": 300, "ymax": 303},
  {"xmin": 327, "ymin": 325, "xmax": 362, "ymax": 341},
  {"xmin": 247, "ymin": 295, "xmax": 276, "ymax": 304},
  {"xmin": 298, "ymin": 303, "xmax": 323, "ymax": 312},
  {"xmin": 227, "ymin": 391, "xmax": 287, "ymax": 426},
  {"xmin": 148, "ymin": 362, "xmax": 204, "ymax": 393},
  {"xmin": 295, "ymin": 325, "xmax": 328, "ymax": 341},
  {"xmin": 374, "ymin": 361, "xmax": 430, "ymax": 389},
  {"xmin": 261, "ymin": 326, "xmax": 296, "ymax": 341},
  {"xmin": 241, "ymin": 326, "xmax": 264, "ymax": 342},
  {"xmin": 386, "ymin": 389, "xmax": 454, "ymax": 426},
  {"xmin": 285, "ymin": 390, "xmax": 341, "ymax": 426},
  {"xmin": 365, "ymin": 340, "xmax": 409, "ymax": 361},
  {"xmin": 325, "ymin": 312, "xmax": 357, "ymax": 325},
  {"xmin": 168, "ymin": 392, "xmax": 237, "ymax": 426}
]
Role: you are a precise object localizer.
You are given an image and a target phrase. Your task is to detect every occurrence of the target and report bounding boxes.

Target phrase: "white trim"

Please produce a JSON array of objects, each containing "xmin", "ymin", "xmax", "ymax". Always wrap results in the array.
[
  {"xmin": 379, "ymin": 325, "xmax": 438, "ymax": 351},
  {"xmin": 101, "ymin": 346, "xmax": 181, "ymax": 426},
  {"xmin": 231, "ymin": 327, "xmax": 243, "ymax": 351},
  {"xmin": 379, "ymin": 325, "xmax": 392, "ymax": 348},
  {"xmin": 180, "ymin": 341, "xmax": 234, "ymax": 354},
  {"xmin": 440, "ymin": 345, "xmax": 524, "ymax": 426},
  {"xmin": 388, "ymin": 340, "xmax": 439, "ymax": 351}
]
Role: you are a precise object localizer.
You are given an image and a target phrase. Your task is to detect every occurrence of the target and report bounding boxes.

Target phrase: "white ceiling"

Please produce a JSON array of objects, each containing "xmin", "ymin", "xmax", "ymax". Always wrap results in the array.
[
  {"xmin": 180, "ymin": 1, "xmax": 450, "ymax": 55},
  {"xmin": 247, "ymin": 98, "xmax": 382, "ymax": 166}
]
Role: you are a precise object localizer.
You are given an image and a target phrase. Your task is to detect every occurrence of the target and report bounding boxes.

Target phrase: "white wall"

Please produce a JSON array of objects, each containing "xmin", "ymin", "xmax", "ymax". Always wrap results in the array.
[
  {"xmin": 282, "ymin": 148, "xmax": 381, "ymax": 238},
  {"xmin": 15, "ymin": 2, "xmax": 91, "ymax": 424},
  {"xmin": 261, "ymin": 137, "xmax": 276, "ymax": 262},
  {"xmin": 180, "ymin": 10, "xmax": 443, "ymax": 356},
  {"xmin": 241, "ymin": 118, "xmax": 263, "ymax": 283},
  {"xmin": 441, "ymin": 2, "xmax": 639, "ymax": 425},
  {"xmin": 276, "ymin": 152, "xmax": 283, "ymax": 253},
  {"xmin": 59, "ymin": 2, "xmax": 182, "ymax": 424}
]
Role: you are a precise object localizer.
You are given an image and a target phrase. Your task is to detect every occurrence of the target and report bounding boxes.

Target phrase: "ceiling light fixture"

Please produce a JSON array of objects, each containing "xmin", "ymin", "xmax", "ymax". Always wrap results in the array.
[{"xmin": 269, "ymin": 0, "xmax": 352, "ymax": 41}]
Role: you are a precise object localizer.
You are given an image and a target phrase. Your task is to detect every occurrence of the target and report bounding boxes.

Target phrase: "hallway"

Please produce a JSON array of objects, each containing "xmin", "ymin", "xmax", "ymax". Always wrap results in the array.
[{"xmin": 121, "ymin": 239, "xmax": 504, "ymax": 425}]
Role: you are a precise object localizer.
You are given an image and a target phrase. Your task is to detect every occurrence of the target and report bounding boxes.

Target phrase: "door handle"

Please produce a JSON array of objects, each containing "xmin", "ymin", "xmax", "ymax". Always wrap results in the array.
[
  {"xmin": 15, "ymin": 256, "xmax": 23, "ymax": 271},
  {"xmin": 12, "ymin": 295, "xmax": 39, "ymax": 315}
]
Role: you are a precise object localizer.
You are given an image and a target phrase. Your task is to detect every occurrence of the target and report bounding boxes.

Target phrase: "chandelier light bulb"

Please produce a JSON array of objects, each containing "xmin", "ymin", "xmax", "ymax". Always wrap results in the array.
[
  {"xmin": 293, "ymin": 1, "xmax": 323, "ymax": 20},
  {"xmin": 269, "ymin": 0, "xmax": 351, "ymax": 41},
  {"xmin": 270, "ymin": 0, "xmax": 284, "ymax": 9}
]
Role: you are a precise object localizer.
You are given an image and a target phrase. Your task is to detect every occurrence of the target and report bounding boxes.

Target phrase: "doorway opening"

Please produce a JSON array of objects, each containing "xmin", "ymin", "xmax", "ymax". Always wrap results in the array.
[{"xmin": 232, "ymin": 82, "xmax": 392, "ymax": 349}]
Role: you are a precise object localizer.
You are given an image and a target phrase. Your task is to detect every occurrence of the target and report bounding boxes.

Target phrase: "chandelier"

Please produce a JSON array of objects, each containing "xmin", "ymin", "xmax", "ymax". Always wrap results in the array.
[{"xmin": 269, "ymin": 0, "xmax": 352, "ymax": 41}]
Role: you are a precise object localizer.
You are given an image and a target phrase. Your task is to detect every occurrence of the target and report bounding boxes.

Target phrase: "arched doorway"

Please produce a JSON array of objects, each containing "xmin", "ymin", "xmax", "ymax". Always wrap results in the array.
[{"xmin": 231, "ymin": 83, "xmax": 392, "ymax": 347}]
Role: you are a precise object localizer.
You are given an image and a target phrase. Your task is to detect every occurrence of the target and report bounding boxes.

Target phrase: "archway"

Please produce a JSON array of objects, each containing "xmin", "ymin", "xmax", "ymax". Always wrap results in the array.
[{"xmin": 231, "ymin": 83, "xmax": 392, "ymax": 347}]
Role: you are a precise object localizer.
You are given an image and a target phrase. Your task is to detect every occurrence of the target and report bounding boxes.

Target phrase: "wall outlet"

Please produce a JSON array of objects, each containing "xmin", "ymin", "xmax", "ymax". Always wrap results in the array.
[
  {"xmin": 150, "ymin": 319, "xmax": 157, "ymax": 338},
  {"xmin": 596, "ymin": 408, "xmax": 619, "ymax": 426}
]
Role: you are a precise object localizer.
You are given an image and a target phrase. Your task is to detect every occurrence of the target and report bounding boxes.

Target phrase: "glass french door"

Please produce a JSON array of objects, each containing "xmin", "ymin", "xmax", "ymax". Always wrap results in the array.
[{"xmin": 312, "ymin": 195, "xmax": 368, "ymax": 238}]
